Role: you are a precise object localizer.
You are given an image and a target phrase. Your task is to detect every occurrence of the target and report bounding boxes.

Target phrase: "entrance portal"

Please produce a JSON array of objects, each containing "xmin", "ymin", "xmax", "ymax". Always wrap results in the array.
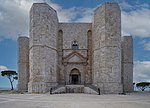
[{"xmin": 70, "ymin": 68, "xmax": 81, "ymax": 84}]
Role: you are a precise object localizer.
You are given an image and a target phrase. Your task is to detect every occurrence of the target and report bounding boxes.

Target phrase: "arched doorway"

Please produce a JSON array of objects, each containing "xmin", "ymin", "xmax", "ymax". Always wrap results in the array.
[{"xmin": 70, "ymin": 68, "xmax": 81, "ymax": 84}]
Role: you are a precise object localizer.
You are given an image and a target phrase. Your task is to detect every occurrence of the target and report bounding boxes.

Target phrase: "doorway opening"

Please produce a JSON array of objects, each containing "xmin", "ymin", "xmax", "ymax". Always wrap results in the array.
[{"xmin": 70, "ymin": 68, "xmax": 81, "ymax": 84}]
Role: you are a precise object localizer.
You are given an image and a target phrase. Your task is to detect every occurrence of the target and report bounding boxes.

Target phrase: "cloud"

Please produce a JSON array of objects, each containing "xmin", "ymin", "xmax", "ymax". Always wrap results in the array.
[
  {"xmin": 121, "ymin": 2, "xmax": 150, "ymax": 37},
  {"xmin": 58, "ymin": 7, "xmax": 93, "ymax": 22},
  {"xmin": 0, "ymin": 1, "xmax": 150, "ymax": 40},
  {"xmin": 0, "ymin": 0, "xmax": 33, "ymax": 40},
  {"xmin": 134, "ymin": 61, "xmax": 150, "ymax": 83},
  {"xmin": 75, "ymin": 8, "xmax": 93, "ymax": 22},
  {"xmin": 143, "ymin": 41, "xmax": 150, "ymax": 51},
  {"xmin": 137, "ymin": 38, "xmax": 150, "ymax": 51},
  {"xmin": 0, "ymin": 65, "xmax": 8, "ymax": 72},
  {"xmin": 120, "ymin": 1, "xmax": 149, "ymax": 11},
  {"xmin": 0, "ymin": 0, "xmax": 93, "ymax": 40},
  {"xmin": 0, "ymin": 0, "xmax": 57, "ymax": 40}
]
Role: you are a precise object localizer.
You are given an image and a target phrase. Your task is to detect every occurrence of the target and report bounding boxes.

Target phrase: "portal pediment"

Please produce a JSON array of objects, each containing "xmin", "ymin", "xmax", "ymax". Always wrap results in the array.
[{"xmin": 63, "ymin": 51, "xmax": 87, "ymax": 64}]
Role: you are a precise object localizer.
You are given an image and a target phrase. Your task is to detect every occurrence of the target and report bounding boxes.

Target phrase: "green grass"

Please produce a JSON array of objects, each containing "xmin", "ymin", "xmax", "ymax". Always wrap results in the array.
[{"xmin": 0, "ymin": 90, "xmax": 19, "ymax": 94}]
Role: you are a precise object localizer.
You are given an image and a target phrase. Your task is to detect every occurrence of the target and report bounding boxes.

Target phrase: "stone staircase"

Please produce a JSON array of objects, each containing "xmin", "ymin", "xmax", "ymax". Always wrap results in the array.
[
  {"xmin": 84, "ymin": 84, "xmax": 99, "ymax": 94},
  {"xmin": 65, "ymin": 85, "xmax": 84, "ymax": 93},
  {"xmin": 51, "ymin": 84, "xmax": 98, "ymax": 94}
]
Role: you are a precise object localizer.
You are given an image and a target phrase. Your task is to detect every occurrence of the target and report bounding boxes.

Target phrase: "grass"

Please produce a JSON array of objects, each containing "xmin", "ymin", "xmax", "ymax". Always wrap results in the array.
[{"xmin": 0, "ymin": 90, "xmax": 19, "ymax": 94}]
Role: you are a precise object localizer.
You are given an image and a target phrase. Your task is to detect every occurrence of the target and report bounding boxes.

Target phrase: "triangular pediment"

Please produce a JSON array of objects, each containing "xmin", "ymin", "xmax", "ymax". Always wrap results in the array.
[
  {"xmin": 63, "ymin": 51, "xmax": 87, "ymax": 63},
  {"xmin": 68, "ymin": 54, "xmax": 82, "ymax": 62}
]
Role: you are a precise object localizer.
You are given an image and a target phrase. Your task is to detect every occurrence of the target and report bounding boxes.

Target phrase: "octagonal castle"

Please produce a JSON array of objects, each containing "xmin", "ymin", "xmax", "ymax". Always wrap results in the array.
[{"xmin": 18, "ymin": 2, "xmax": 133, "ymax": 94}]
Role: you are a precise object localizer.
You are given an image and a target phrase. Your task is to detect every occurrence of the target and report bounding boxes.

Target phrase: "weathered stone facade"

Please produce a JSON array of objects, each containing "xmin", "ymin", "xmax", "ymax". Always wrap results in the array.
[
  {"xmin": 18, "ymin": 37, "xmax": 29, "ymax": 92},
  {"xmin": 18, "ymin": 2, "xmax": 133, "ymax": 94}
]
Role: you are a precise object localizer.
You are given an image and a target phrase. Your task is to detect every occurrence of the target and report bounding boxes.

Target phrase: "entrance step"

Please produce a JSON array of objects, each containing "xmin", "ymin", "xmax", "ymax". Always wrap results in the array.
[
  {"xmin": 51, "ymin": 84, "xmax": 99, "ymax": 94},
  {"xmin": 84, "ymin": 85, "xmax": 99, "ymax": 94},
  {"xmin": 52, "ymin": 86, "xmax": 65, "ymax": 94},
  {"xmin": 65, "ymin": 85, "xmax": 84, "ymax": 93}
]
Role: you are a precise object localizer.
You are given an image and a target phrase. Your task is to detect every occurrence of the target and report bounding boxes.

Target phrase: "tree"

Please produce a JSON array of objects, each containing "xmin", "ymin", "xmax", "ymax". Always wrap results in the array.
[
  {"xmin": 1, "ymin": 70, "xmax": 18, "ymax": 90},
  {"xmin": 136, "ymin": 82, "xmax": 150, "ymax": 91}
]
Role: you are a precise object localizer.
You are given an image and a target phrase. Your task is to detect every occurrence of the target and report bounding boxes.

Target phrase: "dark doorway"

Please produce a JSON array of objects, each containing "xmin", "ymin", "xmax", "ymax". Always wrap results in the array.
[
  {"xmin": 70, "ymin": 68, "xmax": 81, "ymax": 84},
  {"xmin": 72, "ymin": 75, "xmax": 79, "ymax": 84}
]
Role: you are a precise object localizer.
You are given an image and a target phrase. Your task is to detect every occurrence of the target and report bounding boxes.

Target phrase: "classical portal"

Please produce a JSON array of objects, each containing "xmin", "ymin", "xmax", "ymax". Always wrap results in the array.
[{"xmin": 17, "ymin": 2, "xmax": 133, "ymax": 94}]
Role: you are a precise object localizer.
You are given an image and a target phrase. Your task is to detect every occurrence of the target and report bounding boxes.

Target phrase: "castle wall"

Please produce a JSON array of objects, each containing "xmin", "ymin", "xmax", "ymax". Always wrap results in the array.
[
  {"xmin": 18, "ymin": 37, "xmax": 29, "ymax": 92},
  {"xmin": 28, "ymin": 3, "xmax": 58, "ymax": 93},
  {"xmin": 58, "ymin": 23, "xmax": 92, "ymax": 84},
  {"xmin": 122, "ymin": 36, "xmax": 133, "ymax": 92},
  {"xmin": 59, "ymin": 23, "xmax": 91, "ymax": 49},
  {"xmin": 92, "ymin": 3, "xmax": 122, "ymax": 94},
  {"xmin": 17, "ymin": 2, "xmax": 133, "ymax": 94}
]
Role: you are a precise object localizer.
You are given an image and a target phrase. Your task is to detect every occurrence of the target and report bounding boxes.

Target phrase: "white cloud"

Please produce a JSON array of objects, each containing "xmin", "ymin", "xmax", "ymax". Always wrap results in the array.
[
  {"xmin": 57, "ymin": 7, "xmax": 80, "ymax": 22},
  {"xmin": 138, "ymin": 38, "xmax": 150, "ymax": 51},
  {"xmin": 76, "ymin": 8, "xmax": 93, "ymax": 22},
  {"xmin": 134, "ymin": 61, "xmax": 150, "ymax": 83},
  {"xmin": 143, "ymin": 41, "xmax": 150, "ymax": 51},
  {"xmin": 121, "ymin": 30, "xmax": 131, "ymax": 36},
  {"xmin": 0, "ymin": 0, "xmax": 93, "ymax": 40},
  {"xmin": 0, "ymin": 0, "xmax": 34, "ymax": 40},
  {"xmin": 0, "ymin": 65, "xmax": 8, "ymax": 72},
  {"xmin": 121, "ymin": 2, "xmax": 150, "ymax": 37},
  {"xmin": 0, "ymin": 1, "xmax": 150, "ymax": 40},
  {"xmin": 120, "ymin": 1, "xmax": 149, "ymax": 10},
  {"xmin": 120, "ymin": 2, "xmax": 133, "ymax": 10},
  {"xmin": 58, "ymin": 7, "xmax": 93, "ymax": 22}
]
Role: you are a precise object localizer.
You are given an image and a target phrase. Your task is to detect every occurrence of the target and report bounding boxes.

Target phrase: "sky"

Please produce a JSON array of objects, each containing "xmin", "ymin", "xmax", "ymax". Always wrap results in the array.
[{"xmin": 0, "ymin": 0, "xmax": 150, "ymax": 89}]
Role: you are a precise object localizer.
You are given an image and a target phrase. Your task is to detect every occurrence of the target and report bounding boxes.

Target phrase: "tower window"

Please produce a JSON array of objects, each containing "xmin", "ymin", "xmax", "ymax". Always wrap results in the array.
[{"xmin": 72, "ymin": 40, "xmax": 79, "ymax": 50}]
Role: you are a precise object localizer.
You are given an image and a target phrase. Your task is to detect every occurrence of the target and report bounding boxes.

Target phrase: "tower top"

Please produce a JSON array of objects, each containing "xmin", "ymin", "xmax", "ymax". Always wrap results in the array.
[
  {"xmin": 31, "ymin": 3, "xmax": 57, "ymax": 13},
  {"xmin": 94, "ymin": 2, "xmax": 120, "ymax": 13}
]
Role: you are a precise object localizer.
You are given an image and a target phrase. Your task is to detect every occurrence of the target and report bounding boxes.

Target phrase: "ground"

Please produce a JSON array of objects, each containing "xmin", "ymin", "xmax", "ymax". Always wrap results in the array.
[{"xmin": 0, "ymin": 92, "xmax": 150, "ymax": 108}]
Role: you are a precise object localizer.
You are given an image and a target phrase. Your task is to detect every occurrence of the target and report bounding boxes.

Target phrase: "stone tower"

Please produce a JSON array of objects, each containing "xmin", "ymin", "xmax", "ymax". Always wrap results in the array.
[
  {"xmin": 28, "ymin": 3, "xmax": 58, "ymax": 93},
  {"xmin": 92, "ymin": 3, "xmax": 122, "ymax": 94},
  {"xmin": 18, "ymin": 2, "xmax": 133, "ymax": 94},
  {"xmin": 122, "ymin": 36, "xmax": 133, "ymax": 92},
  {"xmin": 18, "ymin": 37, "xmax": 29, "ymax": 92}
]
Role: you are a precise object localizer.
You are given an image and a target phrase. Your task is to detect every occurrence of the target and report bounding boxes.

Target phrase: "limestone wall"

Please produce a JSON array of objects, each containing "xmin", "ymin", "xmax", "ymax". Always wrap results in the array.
[
  {"xmin": 122, "ymin": 36, "xmax": 133, "ymax": 92},
  {"xmin": 28, "ymin": 3, "xmax": 58, "ymax": 93},
  {"xmin": 59, "ymin": 23, "xmax": 91, "ymax": 49},
  {"xmin": 92, "ymin": 3, "xmax": 122, "ymax": 94},
  {"xmin": 58, "ymin": 23, "xmax": 91, "ymax": 85},
  {"xmin": 18, "ymin": 37, "xmax": 29, "ymax": 92}
]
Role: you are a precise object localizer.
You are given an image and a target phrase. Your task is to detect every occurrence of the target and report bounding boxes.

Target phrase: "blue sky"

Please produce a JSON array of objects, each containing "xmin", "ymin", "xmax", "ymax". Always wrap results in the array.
[{"xmin": 0, "ymin": 0, "xmax": 150, "ymax": 89}]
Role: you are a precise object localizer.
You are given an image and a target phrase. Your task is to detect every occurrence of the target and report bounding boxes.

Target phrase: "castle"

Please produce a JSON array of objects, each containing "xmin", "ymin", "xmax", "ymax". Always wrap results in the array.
[{"xmin": 18, "ymin": 2, "xmax": 133, "ymax": 94}]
